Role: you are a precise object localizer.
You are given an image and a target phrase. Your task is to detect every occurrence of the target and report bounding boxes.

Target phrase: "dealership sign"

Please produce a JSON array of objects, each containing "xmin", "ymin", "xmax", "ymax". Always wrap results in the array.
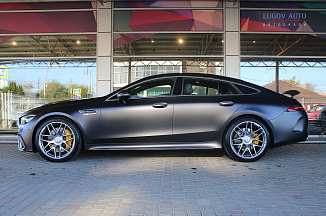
[
  {"xmin": 241, "ymin": 10, "xmax": 326, "ymax": 32},
  {"xmin": 0, "ymin": 66, "xmax": 9, "ymax": 79},
  {"xmin": 73, "ymin": 88, "xmax": 81, "ymax": 99},
  {"xmin": 262, "ymin": 12, "xmax": 306, "ymax": 20}
]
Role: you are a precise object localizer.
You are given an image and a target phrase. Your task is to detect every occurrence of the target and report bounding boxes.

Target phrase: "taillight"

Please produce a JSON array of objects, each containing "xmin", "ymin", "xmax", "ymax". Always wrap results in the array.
[{"xmin": 286, "ymin": 105, "xmax": 305, "ymax": 112}]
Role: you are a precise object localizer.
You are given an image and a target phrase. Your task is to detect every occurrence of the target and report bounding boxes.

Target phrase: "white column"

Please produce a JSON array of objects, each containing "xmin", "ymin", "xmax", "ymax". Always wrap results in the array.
[
  {"xmin": 97, "ymin": 1, "xmax": 113, "ymax": 97},
  {"xmin": 224, "ymin": 1, "xmax": 240, "ymax": 78}
]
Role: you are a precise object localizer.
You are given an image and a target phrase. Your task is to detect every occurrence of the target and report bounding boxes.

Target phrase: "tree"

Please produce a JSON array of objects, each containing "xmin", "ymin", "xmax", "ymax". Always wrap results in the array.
[
  {"xmin": 40, "ymin": 79, "xmax": 69, "ymax": 103},
  {"xmin": 303, "ymin": 82, "xmax": 317, "ymax": 92},
  {"xmin": 3, "ymin": 81, "xmax": 24, "ymax": 95},
  {"xmin": 23, "ymin": 82, "xmax": 34, "ymax": 93},
  {"xmin": 71, "ymin": 84, "xmax": 88, "ymax": 99},
  {"xmin": 283, "ymin": 76, "xmax": 302, "ymax": 86},
  {"xmin": 40, "ymin": 80, "xmax": 90, "ymax": 102},
  {"xmin": 283, "ymin": 76, "xmax": 319, "ymax": 93}
]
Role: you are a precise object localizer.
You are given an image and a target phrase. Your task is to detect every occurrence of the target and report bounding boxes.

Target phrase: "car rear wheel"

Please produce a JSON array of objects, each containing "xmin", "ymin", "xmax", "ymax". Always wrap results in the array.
[
  {"xmin": 35, "ymin": 117, "xmax": 82, "ymax": 162},
  {"xmin": 223, "ymin": 118, "xmax": 270, "ymax": 162}
]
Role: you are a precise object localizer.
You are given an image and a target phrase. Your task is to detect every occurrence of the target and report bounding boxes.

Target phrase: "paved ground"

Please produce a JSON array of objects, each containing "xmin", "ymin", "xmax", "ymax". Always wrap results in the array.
[{"xmin": 0, "ymin": 143, "xmax": 326, "ymax": 216}]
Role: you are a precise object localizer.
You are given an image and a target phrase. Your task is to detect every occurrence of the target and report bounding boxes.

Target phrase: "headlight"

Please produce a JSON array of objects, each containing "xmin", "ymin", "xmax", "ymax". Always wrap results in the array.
[{"xmin": 19, "ymin": 115, "xmax": 35, "ymax": 126}]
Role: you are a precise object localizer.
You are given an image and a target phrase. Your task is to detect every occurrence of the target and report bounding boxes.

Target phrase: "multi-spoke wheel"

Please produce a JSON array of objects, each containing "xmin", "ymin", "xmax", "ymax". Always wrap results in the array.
[
  {"xmin": 35, "ymin": 118, "xmax": 82, "ymax": 162},
  {"xmin": 223, "ymin": 118, "xmax": 270, "ymax": 162}
]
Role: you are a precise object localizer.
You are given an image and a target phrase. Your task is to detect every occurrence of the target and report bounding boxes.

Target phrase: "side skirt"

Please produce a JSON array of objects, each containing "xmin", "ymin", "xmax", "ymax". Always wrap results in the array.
[{"xmin": 86, "ymin": 142, "xmax": 222, "ymax": 151}]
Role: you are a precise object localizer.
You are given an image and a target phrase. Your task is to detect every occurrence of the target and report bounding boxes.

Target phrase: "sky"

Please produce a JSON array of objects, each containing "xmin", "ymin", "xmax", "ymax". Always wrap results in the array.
[
  {"xmin": 240, "ymin": 66, "xmax": 326, "ymax": 95},
  {"xmin": 2, "ymin": 63, "xmax": 326, "ymax": 97}
]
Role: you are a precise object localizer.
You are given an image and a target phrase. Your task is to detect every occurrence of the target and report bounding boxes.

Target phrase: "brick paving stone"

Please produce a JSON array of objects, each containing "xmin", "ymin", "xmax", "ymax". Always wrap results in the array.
[{"xmin": 1, "ymin": 144, "xmax": 326, "ymax": 215}]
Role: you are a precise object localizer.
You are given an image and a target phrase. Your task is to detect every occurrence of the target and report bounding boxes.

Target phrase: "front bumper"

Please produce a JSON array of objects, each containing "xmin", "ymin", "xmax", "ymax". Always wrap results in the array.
[
  {"xmin": 17, "ymin": 134, "xmax": 26, "ymax": 151},
  {"xmin": 18, "ymin": 125, "xmax": 35, "ymax": 152}
]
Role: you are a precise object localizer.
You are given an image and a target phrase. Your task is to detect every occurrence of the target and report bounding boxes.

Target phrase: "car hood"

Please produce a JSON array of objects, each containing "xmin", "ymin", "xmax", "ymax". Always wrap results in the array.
[{"xmin": 23, "ymin": 97, "xmax": 100, "ymax": 115}]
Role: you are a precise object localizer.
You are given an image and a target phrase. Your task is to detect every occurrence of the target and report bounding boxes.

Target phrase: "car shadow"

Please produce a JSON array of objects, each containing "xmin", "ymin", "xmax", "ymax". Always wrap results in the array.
[{"xmin": 75, "ymin": 149, "xmax": 225, "ymax": 161}]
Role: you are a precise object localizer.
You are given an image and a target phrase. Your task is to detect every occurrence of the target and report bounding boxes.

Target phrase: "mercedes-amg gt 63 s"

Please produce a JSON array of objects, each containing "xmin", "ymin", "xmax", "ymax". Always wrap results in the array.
[{"xmin": 18, "ymin": 73, "xmax": 308, "ymax": 162}]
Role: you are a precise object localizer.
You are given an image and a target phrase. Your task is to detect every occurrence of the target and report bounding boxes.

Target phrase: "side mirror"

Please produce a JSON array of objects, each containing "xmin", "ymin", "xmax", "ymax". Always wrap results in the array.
[{"xmin": 117, "ymin": 92, "xmax": 131, "ymax": 104}]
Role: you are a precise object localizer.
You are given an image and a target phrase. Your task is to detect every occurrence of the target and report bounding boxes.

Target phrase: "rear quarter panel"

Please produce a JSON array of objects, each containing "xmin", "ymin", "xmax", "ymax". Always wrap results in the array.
[{"xmin": 215, "ymin": 91, "xmax": 307, "ymax": 145}]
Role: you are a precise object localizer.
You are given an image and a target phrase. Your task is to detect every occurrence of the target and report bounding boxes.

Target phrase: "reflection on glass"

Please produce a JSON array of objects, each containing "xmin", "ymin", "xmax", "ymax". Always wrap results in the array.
[
  {"xmin": 241, "ymin": 59, "xmax": 326, "ymax": 138},
  {"xmin": 0, "ymin": 11, "xmax": 96, "ymax": 34},
  {"xmin": 114, "ymin": 33, "xmax": 223, "ymax": 56},
  {"xmin": 113, "ymin": 58, "xmax": 223, "ymax": 89},
  {"xmin": 0, "ymin": 59, "xmax": 96, "ymax": 129},
  {"xmin": 114, "ymin": 10, "xmax": 223, "ymax": 32},
  {"xmin": 241, "ymin": 34, "xmax": 326, "ymax": 56},
  {"xmin": 0, "ymin": 35, "xmax": 96, "ymax": 57},
  {"xmin": 114, "ymin": 1, "xmax": 223, "ymax": 8}
]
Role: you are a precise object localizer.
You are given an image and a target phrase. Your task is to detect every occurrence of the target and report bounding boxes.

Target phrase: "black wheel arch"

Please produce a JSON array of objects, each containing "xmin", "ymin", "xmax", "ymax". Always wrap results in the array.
[{"xmin": 31, "ymin": 112, "xmax": 85, "ymax": 153}]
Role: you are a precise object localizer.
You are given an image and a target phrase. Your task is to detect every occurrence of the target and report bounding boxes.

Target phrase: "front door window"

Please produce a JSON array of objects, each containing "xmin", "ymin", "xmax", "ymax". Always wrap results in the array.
[{"xmin": 127, "ymin": 78, "xmax": 176, "ymax": 98}]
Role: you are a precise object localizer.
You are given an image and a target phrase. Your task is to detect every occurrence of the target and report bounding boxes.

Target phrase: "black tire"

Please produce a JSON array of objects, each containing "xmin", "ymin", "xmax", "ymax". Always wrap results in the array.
[
  {"xmin": 223, "ymin": 118, "xmax": 270, "ymax": 162},
  {"xmin": 35, "ymin": 117, "xmax": 83, "ymax": 162}
]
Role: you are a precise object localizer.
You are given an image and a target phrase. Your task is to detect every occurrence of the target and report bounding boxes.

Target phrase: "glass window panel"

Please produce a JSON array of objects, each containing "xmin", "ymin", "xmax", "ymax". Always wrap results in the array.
[
  {"xmin": 0, "ymin": 11, "xmax": 96, "ymax": 34},
  {"xmin": 240, "ymin": 1, "xmax": 326, "ymax": 9},
  {"xmin": 241, "ymin": 57, "xmax": 326, "ymax": 138},
  {"xmin": 0, "ymin": 35, "xmax": 96, "ymax": 57},
  {"xmin": 240, "ymin": 11, "xmax": 326, "ymax": 33},
  {"xmin": 233, "ymin": 83, "xmax": 259, "ymax": 94},
  {"xmin": 219, "ymin": 81, "xmax": 241, "ymax": 95},
  {"xmin": 127, "ymin": 78, "xmax": 176, "ymax": 98},
  {"xmin": 183, "ymin": 78, "xmax": 219, "ymax": 95},
  {"xmin": 114, "ymin": 10, "xmax": 223, "ymax": 32},
  {"xmin": 183, "ymin": 78, "xmax": 241, "ymax": 96},
  {"xmin": 0, "ymin": 58, "xmax": 96, "ymax": 128},
  {"xmin": 136, "ymin": 71, "xmax": 143, "ymax": 77},
  {"xmin": 241, "ymin": 34, "xmax": 326, "ymax": 56},
  {"xmin": 0, "ymin": 2, "xmax": 97, "ymax": 10},
  {"xmin": 113, "ymin": 57, "xmax": 223, "ymax": 88},
  {"xmin": 121, "ymin": 72, "xmax": 128, "ymax": 84},
  {"xmin": 114, "ymin": 33, "xmax": 223, "ymax": 56},
  {"xmin": 115, "ymin": 1, "xmax": 223, "ymax": 8}
]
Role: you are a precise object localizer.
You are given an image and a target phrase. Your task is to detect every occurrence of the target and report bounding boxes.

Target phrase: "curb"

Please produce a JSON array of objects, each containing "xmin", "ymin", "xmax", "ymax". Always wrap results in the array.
[{"xmin": 0, "ymin": 135, "xmax": 19, "ymax": 144}]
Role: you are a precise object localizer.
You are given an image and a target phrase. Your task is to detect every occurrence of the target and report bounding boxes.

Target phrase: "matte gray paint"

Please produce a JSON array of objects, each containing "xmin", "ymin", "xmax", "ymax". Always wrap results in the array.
[{"xmin": 18, "ymin": 73, "xmax": 308, "ymax": 155}]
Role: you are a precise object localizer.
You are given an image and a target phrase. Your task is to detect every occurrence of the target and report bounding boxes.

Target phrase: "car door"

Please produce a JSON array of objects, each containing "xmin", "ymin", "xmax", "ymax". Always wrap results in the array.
[
  {"xmin": 173, "ymin": 77, "xmax": 245, "ymax": 142},
  {"xmin": 100, "ymin": 77, "xmax": 176, "ymax": 144}
]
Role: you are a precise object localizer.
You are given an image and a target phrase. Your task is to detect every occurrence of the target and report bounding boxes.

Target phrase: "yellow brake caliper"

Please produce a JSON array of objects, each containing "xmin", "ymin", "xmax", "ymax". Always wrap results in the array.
[
  {"xmin": 252, "ymin": 133, "xmax": 260, "ymax": 145},
  {"xmin": 65, "ymin": 129, "xmax": 72, "ymax": 150}
]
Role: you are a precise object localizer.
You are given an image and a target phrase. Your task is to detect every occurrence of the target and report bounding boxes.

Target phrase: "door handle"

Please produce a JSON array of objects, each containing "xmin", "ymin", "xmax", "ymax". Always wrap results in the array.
[
  {"xmin": 219, "ymin": 101, "xmax": 234, "ymax": 106},
  {"xmin": 153, "ymin": 102, "xmax": 168, "ymax": 108}
]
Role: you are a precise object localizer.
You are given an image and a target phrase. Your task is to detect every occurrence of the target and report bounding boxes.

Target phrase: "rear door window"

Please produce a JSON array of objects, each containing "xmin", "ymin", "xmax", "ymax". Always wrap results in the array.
[{"xmin": 182, "ymin": 77, "xmax": 241, "ymax": 95}]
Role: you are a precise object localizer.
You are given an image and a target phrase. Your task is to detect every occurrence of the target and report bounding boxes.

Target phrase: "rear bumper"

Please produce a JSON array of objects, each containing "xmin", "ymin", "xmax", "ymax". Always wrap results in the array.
[
  {"xmin": 270, "ymin": 110, "xmax": 308, "ymax": 146},
  {"xmin": 271, "ymin": 130, "xmax": 308, "ymax": 148}
]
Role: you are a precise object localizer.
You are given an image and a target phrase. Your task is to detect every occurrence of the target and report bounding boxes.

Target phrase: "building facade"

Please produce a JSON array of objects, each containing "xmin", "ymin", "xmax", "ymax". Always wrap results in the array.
[{"xmin": 0, "ymin": 0, "xmax": 326, "ymax": 134}]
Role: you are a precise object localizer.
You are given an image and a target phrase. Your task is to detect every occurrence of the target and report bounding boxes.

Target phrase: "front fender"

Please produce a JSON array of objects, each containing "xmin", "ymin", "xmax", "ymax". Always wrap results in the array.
[{"xmin": 30, "ymin": 112, "xmax": 87, "ymax": 152}]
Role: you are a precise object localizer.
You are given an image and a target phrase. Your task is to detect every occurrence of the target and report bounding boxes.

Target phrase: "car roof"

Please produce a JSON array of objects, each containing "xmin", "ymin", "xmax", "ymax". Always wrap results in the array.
[
  {"xmin": 132, "ymin": 73, "xmax": 259, "ymax": 88},
  {"xmin": 108, "ymin": 72, "xmax": 295, "ymax": 100}
]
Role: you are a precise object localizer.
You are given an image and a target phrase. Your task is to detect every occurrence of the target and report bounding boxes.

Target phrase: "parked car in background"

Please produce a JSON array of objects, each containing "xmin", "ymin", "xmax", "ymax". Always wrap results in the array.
[
  {"xmin": 315, "ymin": 107, "xmax": 326, "ymax": 130},
  {"xmin": 307, "ymin": 104, "xmax": 326, "ymax": 123},
  {"xmin": 18, "ymin": 73, "xmax": 308, "ymax": 162}
]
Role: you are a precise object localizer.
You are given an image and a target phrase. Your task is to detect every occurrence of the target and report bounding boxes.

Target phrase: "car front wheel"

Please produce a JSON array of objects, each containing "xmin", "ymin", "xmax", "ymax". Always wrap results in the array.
[
  {"xmin": 35, "ymin": 117, "xmax": 82, "ymax": 162},
  {"xmin": 223, "ymin": 118, "xmax": 270, "ymax": 162}
]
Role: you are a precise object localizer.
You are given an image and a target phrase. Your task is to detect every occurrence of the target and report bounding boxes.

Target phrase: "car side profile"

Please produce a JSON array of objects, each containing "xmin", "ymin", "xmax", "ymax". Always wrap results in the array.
[{"xmin": 18, "ymin": 73, "xmax": 308, "ymax": 162}]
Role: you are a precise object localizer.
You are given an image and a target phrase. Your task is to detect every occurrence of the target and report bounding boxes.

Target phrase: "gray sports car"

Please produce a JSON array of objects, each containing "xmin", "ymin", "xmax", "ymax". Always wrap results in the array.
[{"xmin": 18, "ymin": 73, "xmax": 308, "ymax": 162}]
